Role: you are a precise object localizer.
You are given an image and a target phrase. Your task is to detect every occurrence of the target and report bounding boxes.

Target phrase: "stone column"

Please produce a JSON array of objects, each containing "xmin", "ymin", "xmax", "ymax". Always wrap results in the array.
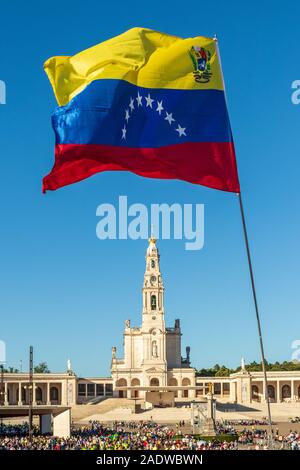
[
  {"xmin": 204, "ymin": 393, "xmax": 216, "ymax": 436},
  {"xmin": 262, "ymin": 380, "xmax": 266, "ymax": 403},
  {"xmin": 61, "ymin": 381, "xmax": 65, "ymax": 405},
  {"xmin": 18, "ymin": 382, "xmax": 22, "ymax": 405},
  {"xmin": 230, "ymin": 381, "xmax": 237, "ymax": 403},
  {"xmin": 47, "ymin": 382, "xmax": 51, "ymax": 405},
  {"xmin": 33, "ymin": 383, "xmax": 36, "ymax": 406},
  {"xmin": 4, "ymin": 382, "xmax": 8, "ymax": 405},
  {"xmin": 291, "ymin": 380, "xmax": 295, "ymax": 401},
  {"xmin": 277, "ymin": 381, "xmax": 280, "ymax": 403}
]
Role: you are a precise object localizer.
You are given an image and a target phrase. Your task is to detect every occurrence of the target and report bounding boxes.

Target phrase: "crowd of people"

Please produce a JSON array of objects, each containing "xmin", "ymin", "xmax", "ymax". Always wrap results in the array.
[
  {"xmin": 221, "ymin": 418, "xmax": 271, "ymax": 426},
  {"xmin": 0, "ymin": 420, "xmax": 299, "ymax": 450}
]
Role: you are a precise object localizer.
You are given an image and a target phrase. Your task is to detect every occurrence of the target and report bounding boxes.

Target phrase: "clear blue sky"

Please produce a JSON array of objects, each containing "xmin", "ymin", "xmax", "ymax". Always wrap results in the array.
[{"xmin": 0, "ymin": 0, "xmax": 299, "ymax": 376}]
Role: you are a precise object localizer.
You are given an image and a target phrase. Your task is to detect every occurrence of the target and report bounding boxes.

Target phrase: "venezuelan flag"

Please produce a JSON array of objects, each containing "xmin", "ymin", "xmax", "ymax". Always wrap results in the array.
[{"xmin": 42, "ymin": 27, "xmax": 240, "ymax": 193}]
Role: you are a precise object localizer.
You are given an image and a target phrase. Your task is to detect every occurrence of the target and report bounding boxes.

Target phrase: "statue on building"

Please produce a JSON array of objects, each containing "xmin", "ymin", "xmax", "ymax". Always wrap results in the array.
[
  {"xmin": 152, "ymin": 341, "xmax": 158, "ymax": 358},
  {"xmin": 112, "ymin": 346, "xmax": 117, "ymax": 359},
  {"xmin": 125, "ymin": 319, "xmax": 131, "ymax": 329},
  {"xmin": 67, "ymin": 359, "xmax": 72, "ymax": 373},
  {"xmin": 241, "ymin": 356, "xmax": 246, "ymax": 371},
  {"xmin": 175, "ymin": 319, "xmax": 180, "ymax": 329},
  {"xmin": 186, "ymin": 346, "xmax": 191, "ymax": 363}
]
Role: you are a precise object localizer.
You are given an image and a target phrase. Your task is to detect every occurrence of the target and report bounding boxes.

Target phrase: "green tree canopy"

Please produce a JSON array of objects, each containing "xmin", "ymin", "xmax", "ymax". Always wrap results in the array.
[
  {"xmin": 34, "ymin": 362, "xmax": 50, "ymax": 373},
  {"xmin": 196, "ymin": 360, "xmax": 300, "ymax": 377}
]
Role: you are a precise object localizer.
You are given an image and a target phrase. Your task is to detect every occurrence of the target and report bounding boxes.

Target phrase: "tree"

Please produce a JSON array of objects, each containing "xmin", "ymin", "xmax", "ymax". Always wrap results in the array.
[
  {"xmin": 215, "ymin": 366, "xmax": 231, "ymax": 377},
  {"xmin": 196, "ymin": 360, "xmax": 300, "ymax": 377},
  {"xmin": 2, "ymin": 366, "xmax": 19, "ymax": 373},
  {"xmin": 34, "ymin": 362, "xmax": 50, "ymax": 373}
]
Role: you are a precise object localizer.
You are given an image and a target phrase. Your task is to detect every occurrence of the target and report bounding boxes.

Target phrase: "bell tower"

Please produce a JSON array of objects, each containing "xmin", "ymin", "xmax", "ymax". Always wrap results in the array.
[
  {"xmin": 141, "ymin": 237, "xmax": 167, "ymax": 377},
  {"xmin": 142, "ymin": 237, "xmax": 165, "ymax": 331}
]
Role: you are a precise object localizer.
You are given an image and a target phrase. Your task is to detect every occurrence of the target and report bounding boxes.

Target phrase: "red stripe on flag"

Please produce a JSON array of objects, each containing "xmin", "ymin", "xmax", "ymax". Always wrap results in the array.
[{"xmin": 42, "ymin": 142, "xmax": 240, "ymax": 193}]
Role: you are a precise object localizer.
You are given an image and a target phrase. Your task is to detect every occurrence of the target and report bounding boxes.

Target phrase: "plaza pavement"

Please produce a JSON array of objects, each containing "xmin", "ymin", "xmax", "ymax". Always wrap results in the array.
[{"xmin": 71, "ymin": 399, "xmax": 300, "ymax": 425}]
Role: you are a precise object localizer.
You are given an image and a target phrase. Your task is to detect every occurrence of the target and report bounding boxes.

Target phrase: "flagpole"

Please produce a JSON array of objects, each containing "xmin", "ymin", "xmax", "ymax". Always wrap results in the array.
[
  {"xmin": 214, "ymin": 36, "xmax": 273, "ymax": 447},
  {"xmin": 237, "ymin": 192, "xmax": 273, "ymax": 447}
]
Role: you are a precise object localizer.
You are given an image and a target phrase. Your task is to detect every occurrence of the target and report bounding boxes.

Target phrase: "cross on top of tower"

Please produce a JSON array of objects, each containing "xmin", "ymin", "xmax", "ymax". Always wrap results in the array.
[{"xmin": 149, "ymin": 224, "xmax": 157, "ymax": 244}]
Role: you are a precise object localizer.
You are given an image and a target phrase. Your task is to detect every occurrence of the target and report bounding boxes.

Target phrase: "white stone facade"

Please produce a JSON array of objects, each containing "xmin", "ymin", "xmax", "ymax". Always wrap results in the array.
[{"xmin": 111, "ymin": 238, "xmax": 196, "ymax": 403}]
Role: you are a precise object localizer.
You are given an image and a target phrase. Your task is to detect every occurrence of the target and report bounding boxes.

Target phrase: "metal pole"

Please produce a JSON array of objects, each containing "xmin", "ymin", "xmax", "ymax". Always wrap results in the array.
[
  {"xmin": 238, "ymin": 192, "xmax": 273, "ymax": 447},
  {"xmin": 214, "ymin": 36, "xmax": 273, "ymax": 447},
  {"xmin": 0, "ymin": 365, "xmax": 4, "ymax": 430},
  {"xmin": 0, "ymin": 364, "xmax": 4, "ymax": 407},
  {"xmin": 29, "ymin": 346, "xmax": 33, "ymax": 440}
]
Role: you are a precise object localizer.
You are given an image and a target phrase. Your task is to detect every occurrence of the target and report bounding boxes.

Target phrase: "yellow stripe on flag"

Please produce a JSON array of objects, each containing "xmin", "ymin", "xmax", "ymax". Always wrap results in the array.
[{"xmin": 44, "ymin": 27, "xmax": 224, "ymax": 106}]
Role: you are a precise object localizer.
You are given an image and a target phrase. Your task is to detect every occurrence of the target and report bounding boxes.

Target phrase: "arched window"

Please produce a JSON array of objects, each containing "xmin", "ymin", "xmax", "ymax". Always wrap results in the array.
[
  {"xmin": 50, "ymin": 386, "xmax": 59, "ymax": 401},
  {"xmin": 150, "ymin": 378, "xmax": 159, "ymax": 387},
  {"xmin": 116, "ymin": 378, "xmax": 127, "ymax": 387},
  {"xmin": 151, "ymin": 260, "xmax": 155, "ymax": 269},
  {"xmin": 116, "ymin": 378, "xmax": 127, "ymax": 398},
  {"xmin": 267, "ymin": 385, "xmax": 275, "ymax": 400},
  {"xmin": 169, "ymin": 378, "xmax": 178, "ymax": 397},
  {"xmin": 131, "ymin": 378, "xmax": 140, "ymax": 398},
  {"xmin": 169, "ymin": 378, "xmax": 178, "ymax": 386},
  {"xmin": 252, "ymin": 385, "xmax": 260, "ymax": 402},
  {"xmin": 182, "ymin": 378, "xmax": 190, "ymax": 398},
  {"xmin": 282, "ymin": 384, "xmax": 291, "ymax": 399},
  {"xmin": 182, "ymin": 378, "xmax": 191, "ymax": 386},
  {"xmin": 36, "ymin": 386, "xmax": 43, "ymax": 403},
  {"xmin": 298, "ymin": 385, "xmax": 300, "ymax": 399},
  {"xmin": 151, "ymin": 295, "xmax": 156, "ymax": 310}
]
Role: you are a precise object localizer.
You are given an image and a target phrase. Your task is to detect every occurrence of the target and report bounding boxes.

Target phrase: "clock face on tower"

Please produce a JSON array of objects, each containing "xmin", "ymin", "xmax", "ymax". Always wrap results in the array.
[{"xmin": 150, "ymin": 275, "xmax": 156, "ymax": 285}]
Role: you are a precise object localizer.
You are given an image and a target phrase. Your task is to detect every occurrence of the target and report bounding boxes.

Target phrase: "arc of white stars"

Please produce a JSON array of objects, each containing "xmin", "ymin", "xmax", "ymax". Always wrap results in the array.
[
  {"xmin": 121, "ymin": 96, "xmax": 187, "ymax": 141},
  {"xmin": 156, "ymin": 100, "xmax": 164, "ymax": 115},
  {"xmin": 165, "ymin": 112, "xmax": 175, "ymax": 125},
  {"xmin": 129, "ymin": 97, "xmax": 135, "ymax": 112},
  {"xmin": 136, "ymin": 92, "xmax": 143, "ymax": 107},
  {"xmin": 175, "ymin": 124, "xmax": 186, "ymax": 137},
  {"xmin": 145, "ymin": 93, "xmax": 154, "ymax": 108}
]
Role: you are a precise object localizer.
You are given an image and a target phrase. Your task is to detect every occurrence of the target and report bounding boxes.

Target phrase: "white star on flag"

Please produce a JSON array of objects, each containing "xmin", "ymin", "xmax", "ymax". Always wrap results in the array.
[
  {"xmin": 125, "ymin": 109, "xmax": 130, "ymax": 122},
  {"xmin": 129, "ymin": 98, "xmax": 135, "ymax": 112},
  {"xmin": 165, "ymin": 112, "xmax": 175, "ymax": 125},
  {"xmin": 136, "ymin": 92, "xmax": 143, "ymax": 107},
  {"xmin": 156, "ymin": 100, "xmax": 164, "ymax": 115},
  {"xmin": 175, "ymin": 125, "xmax": 186, "ymax": 137},
  {"xmin": 121, "ymin": 125, "xmax": 127, "ymax": 140},
  {"xmin": 145, "ymin": 93, "xmax": 154, "ymax": 108}
]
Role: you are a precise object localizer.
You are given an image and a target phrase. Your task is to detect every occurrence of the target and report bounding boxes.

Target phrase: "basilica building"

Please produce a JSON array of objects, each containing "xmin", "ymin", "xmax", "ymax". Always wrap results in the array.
[
  {"xmin": 111, "ymin": 237, "xmax": 195, "ymax": 406},
  {"xmin": 2, "ymin": 239, "xmax": 300, "ymax": 409}
]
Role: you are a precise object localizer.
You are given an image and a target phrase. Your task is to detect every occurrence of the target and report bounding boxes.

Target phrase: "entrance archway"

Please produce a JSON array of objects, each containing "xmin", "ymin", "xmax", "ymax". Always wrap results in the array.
[
  {"xmin": 282, "ymin": 384, "xmax": 291, "ymax": 400},
  {"xmin": 36, "ymin": 386, "xmax": 43, "ymax": 403},
  {"xmin": 116, "ymin": 378, "xmax": 127, "ymax": 398},
  {"xmin": 150, "ymin": 378, "xmax": 159, "ymax": 387},
  {"xmin": 251, "ymin": 385, "xmax": 260, "ymax": 402},
  {"xmin": 169, "ymin": 378, "xmax": 178, "ymax": 397},
  {"xmin": 131, "ymin": 378, "xmax": 140, "ymax": 398},
  {"xmin": 267, "ymin": 385, "xmax": 275, "ymax": 402},
  {"xmin": 50, "ymin": 386, "xmax": 59, "ymax": 404},
  {"xmin": 182, "ymin": 378, "xmax": 190, "ymax": 398}
]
